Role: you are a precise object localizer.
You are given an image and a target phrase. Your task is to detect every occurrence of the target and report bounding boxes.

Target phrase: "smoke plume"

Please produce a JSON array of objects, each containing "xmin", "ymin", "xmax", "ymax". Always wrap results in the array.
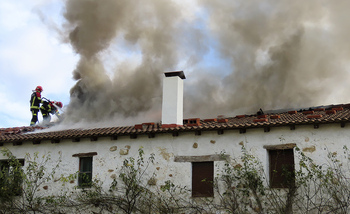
[{"xmin": 61, "ymin": 0, "xmax": 350, "ymax": 125}]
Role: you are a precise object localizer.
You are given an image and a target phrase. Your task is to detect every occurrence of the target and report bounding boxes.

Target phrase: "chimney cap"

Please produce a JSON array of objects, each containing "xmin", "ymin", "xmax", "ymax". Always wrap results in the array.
[{"xmin": 164, "ymin": 71, "xmax": 186, "ymax": 79}]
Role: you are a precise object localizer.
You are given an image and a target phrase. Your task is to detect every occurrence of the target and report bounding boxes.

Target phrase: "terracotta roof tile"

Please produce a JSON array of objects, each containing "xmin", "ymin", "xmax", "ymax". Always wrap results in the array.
[{"xmin": 1, "ymin": 104, "xmax": 350, "ymax": 144}]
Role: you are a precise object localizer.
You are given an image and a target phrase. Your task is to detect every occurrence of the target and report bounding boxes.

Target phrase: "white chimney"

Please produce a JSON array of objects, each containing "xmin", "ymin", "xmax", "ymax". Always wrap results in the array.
[{"xmin": 162, "ymin": 71, "xmax": 186, "ymax": 126}]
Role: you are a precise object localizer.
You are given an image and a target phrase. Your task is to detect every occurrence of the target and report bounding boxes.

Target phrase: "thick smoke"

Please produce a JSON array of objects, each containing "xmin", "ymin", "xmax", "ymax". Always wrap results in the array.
[
  {"xmin": 186, "ymin": 0, "xmax": 350, "ymax": 117},
  {"xmin": 61, "ymin": 0, "xmax": 350, "ymax": 125},
  {"xmin": 62, "ymin": 0, "xmax": 206, "ymax": 124}
]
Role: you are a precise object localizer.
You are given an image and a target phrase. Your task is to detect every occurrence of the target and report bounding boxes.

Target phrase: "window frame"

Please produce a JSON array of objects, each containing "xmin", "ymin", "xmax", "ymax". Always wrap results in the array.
[
  {"xmin": 268, "ymin": 148, "xmax": 295, "ymax": 188},
  {"xmin": 72, "ymin": 152, "xmax": 97, "ymax": 188},
  {"xmin": 78, "ymin": 156, "xmax": 93, "ymax": 188},
  {"xmin": 192, "ymin": 161, "xmax": 214, "ymax": 197}
]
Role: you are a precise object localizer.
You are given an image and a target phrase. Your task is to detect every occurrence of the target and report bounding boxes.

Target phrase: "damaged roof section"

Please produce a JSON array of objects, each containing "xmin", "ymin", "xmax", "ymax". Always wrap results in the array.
[
  {"xmin": 1, "ymin": 104, "xmax": 350, "ymax": 145},
  {"xmin": 0, "ymin": 126, "xmax": 46, "ymax": 137}
]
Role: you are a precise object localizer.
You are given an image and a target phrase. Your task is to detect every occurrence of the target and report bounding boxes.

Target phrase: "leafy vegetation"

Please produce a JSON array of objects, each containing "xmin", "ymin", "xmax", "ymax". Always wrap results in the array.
[{"xmin": 2, "ymin": 146, "xmax": 350, "ymax": 213}]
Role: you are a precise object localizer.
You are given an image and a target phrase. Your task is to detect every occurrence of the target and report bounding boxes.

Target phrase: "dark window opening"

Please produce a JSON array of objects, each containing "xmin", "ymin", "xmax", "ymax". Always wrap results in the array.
[
  {"xmin": 0, "ymin": 159, "xmax": 24, "ymax": 196},
  {"xmin": 78, "ymin": 157, "xmax": 93, "ymax": 188},
  {"xmin": 192, "ymin": 161, "xmax": 214, "ymax": 197},
  {"xmin": 269, "ymin": 149, "xmax": 295, "ymax": 188}
]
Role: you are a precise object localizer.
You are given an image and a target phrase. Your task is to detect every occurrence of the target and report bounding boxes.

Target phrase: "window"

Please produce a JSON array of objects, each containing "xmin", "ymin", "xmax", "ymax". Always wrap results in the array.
[
  {"xmin": 72, "ymin": 152, "xmax": 97, "ymax": 188},
  {"xmin": 174, "ymin": 155, "xmax": 228, "ymax": 197},
  {"xmin": 192, "ymin": 161, "xmax": 214, "ymax": 197},
  {"xmin": 78, "ymin": 157, "xmax": 93, "ymax": 188},
  {"xmin": 269, "ymin": 149, "xmax": 295, "ymax": 188},
  {"xmin": 0, "ymin": 159, "xmax": 24, "ymax": 196}
]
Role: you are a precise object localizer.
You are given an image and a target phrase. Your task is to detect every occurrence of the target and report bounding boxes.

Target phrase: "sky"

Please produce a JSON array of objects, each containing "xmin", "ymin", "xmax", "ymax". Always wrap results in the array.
[
  {"xmin": 0, "ymin": 0, "xmax": 77, "ymax": 128},
  {"xmin": 1, "ymin": 0, "xmax": 350, "ymax": 129}
]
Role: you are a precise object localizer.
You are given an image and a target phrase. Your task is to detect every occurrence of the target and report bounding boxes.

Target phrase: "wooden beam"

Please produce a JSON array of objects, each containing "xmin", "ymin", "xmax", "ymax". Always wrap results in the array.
[
  {"xmin": 72, "ymin": 138, "xmax": 80, "ymax": 142},
  {"xmin": 51, "ymin": 139, "xmax": 60, "ymax": 144},
  {"xmin": 13, "ymin": 141, "xmax": 22, "ymax": 146},
  {"xmin": 174, "ymin": 154, "xmax": 230, "ymax": 162},
  {"xmin": 72, "ymin": 152, "xmax": 98, "ymax": 157},
  {"xmin": 90, "ymin": 136, "xmax": 98, "ymax": 141},
  {"xmin": 341, "ymin": 122, "xmax": 346, "ymax": 128},
  {"xmin": 33, "ymin": 140, "xmax": 41, "ymax": 145},
  {"xmin": 263, "ymin": 143, "xmax": 296, "ymax": 150}
]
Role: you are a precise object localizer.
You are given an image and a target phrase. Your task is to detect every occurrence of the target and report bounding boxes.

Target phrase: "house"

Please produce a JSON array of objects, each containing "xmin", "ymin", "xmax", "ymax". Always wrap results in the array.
[{"xmin": 1, "ymin": 71, "xmax": 350, "ymax": 213}]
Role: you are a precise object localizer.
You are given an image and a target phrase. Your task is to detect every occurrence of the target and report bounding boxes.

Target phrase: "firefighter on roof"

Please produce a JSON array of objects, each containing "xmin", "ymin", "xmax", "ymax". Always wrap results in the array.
[
  {"xmin": 40, "ymin": 100, "xmax": 63, "ymax": 125},
  {"xmin": 30, "ymin": 86, "xmax": 43, "ymax": 126}
]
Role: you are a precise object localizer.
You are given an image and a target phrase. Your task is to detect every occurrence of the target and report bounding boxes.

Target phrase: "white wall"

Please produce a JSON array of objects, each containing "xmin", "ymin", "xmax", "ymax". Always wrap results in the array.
[{"xmin": 1, "ymin": 124, "xmax": 349, "ymax": 196}]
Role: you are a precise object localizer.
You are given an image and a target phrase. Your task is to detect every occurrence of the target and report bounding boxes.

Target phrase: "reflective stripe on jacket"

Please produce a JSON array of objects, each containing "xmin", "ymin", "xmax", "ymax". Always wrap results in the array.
[
  {"xmin": 30, "ymin": 92, "xmax": 42, "ymax": 110},
  {"xmin": 40, "ymin": 101, "xmax": 51, "ymax": 112}
]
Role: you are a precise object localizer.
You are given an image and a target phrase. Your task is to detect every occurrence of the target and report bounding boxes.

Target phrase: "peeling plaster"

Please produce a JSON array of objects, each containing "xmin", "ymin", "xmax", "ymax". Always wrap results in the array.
[
  {"xmin": 97, "ymin": 157, "xmax": 106, "ymax": 166},
  {"xmin": 110, "ymin": 146, "xmax": 118, "ymax": 152},
  {"xmin": 120, "ymin": 149, "xmax": 129, "ymax": 155},
  {"xmin": 158, "ymin": 147, "xmax": 172, "ymax": 161},
  {"xmin": 234, "ymin": 164, "xmax": 242, "ymax": 169},
  {"xmin": 302, "ymin": 145, "xmax": 316, "ymax": 153},
  {"xmin": 147, "ymin": 177, "xmax": 157, "ymax": 186}
]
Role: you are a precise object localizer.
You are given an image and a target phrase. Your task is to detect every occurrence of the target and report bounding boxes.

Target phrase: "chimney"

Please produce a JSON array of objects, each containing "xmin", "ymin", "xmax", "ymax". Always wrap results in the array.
[{"xmin": 162, "ymin": 71, "xmax": 186, "ymax": 127}]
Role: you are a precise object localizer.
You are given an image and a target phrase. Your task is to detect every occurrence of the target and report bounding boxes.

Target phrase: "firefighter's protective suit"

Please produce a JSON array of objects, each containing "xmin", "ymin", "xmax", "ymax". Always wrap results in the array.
[
  {"xmin": 30, "ymin": 86, "xmax": 43, "ymax": 126},
  {"xmin": 40, "ymin": 101, "xmax": 62, "ymax": 125}
]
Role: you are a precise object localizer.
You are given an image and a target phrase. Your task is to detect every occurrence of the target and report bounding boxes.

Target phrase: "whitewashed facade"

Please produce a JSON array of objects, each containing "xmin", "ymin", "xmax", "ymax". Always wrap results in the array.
[{"xmin": 1, "ymin": 121, "xmax": 349, "ymax": 197}]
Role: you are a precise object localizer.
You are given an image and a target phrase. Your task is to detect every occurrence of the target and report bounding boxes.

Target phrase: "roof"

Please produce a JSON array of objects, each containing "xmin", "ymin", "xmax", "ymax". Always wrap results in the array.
[{"xmin": 1, "ymin": 104, "xmax": 350, "ymax": 145}]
